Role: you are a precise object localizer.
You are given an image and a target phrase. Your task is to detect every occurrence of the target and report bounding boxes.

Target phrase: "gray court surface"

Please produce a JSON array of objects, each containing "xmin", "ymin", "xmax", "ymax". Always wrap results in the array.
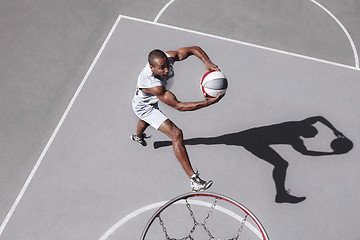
[{"xmin": 1, "ymin": 1, "xmax": 360, "ymax": 240}]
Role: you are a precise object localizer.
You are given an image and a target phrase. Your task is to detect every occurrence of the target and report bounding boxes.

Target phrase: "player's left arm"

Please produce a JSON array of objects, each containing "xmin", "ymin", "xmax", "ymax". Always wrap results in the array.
[{"xmin": 166, "ymin": 46, "xmax": 220, "ymax": 71}]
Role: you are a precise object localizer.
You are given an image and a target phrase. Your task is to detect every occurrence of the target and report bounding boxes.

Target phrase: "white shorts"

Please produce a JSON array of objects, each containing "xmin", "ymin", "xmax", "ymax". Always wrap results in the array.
[{"xmin": 132, "ymin": 101, "xmax": 168, "ymax": 129}]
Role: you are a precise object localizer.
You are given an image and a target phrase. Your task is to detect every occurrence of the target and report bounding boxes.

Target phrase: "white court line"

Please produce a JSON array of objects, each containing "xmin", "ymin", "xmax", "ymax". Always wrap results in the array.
[
  {"xmin": 153, "ymin": 0, "xmax": 175, "ymax": 23},
  {"xmin": 121, "ymin": 15, "xmax": 360, "ymax": 71},
  {"xmin": 310, "ymin": 0, "xmax": 359, "ymax": 69},
  {"xmin": 99, "ymin": 200, "xmax": 262, "ymax": 240},
  {"xmin": 0, "ymin": 15, "xmax": 123, "ymax": 237},
  {"xmin": 154, "ymin": 0, "xmax": 359, "ymax": 69},
  {"xmin": 98, "ymin": 201, "xmax": 167, "ymax": 240}
]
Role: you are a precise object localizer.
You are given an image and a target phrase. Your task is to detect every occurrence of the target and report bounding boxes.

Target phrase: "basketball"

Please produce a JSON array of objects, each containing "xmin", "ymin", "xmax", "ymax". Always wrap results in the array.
[
  {"xmin": 330, "ymin": 137, "xmax": 353, "ymax": 154},
  {"xmin": 200, "ymin": 70, "xmax": 228, "ymax": 98}
]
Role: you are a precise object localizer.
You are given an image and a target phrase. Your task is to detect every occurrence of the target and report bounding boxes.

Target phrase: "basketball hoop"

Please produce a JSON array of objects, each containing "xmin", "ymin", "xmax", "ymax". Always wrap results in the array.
[{"xmin": 140, "ymin": 192, "xmax": 270, "ymax": 240}]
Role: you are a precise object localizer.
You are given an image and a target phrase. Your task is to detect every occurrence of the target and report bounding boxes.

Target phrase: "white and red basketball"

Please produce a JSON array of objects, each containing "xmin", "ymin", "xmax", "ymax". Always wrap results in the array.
[{"xmin": 200, "ymin": 70, "xmax": 228, "ymax": 98}]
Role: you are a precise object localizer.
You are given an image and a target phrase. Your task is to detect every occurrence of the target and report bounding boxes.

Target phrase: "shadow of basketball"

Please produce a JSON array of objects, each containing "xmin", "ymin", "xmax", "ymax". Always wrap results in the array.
[{"xmin": 330, "ymin": 137, "xmax": 353, "ymax": 153}]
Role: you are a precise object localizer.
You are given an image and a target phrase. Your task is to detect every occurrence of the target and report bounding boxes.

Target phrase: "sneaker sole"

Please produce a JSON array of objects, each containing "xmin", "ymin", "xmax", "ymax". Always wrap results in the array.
[{"xmin": 192, "ymin": 180, "xmax": 213, "ymax": 192}]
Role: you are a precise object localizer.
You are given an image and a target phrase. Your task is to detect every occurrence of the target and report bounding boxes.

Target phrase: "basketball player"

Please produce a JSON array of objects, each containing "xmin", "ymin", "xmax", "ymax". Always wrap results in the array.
[{"xmin": 131, "ymin": 46, "xmax": 222, "ymax": 192}]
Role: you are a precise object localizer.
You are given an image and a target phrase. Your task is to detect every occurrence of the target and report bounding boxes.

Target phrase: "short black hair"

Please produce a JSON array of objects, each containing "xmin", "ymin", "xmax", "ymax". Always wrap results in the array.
[{"xmin": 148, "ymin": 49, "xmax": 167, "ymax": 66}]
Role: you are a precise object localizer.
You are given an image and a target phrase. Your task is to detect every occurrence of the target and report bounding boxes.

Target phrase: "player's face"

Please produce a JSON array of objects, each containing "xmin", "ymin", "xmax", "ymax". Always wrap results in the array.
[{"xmin": 150, "ymin": 57, "xmax": 170, "ymax": 78}]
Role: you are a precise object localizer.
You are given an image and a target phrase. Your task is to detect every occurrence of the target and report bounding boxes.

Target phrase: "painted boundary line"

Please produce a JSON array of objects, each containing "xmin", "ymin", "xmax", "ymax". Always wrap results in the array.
[
  {"xmin": 310, "ymin": 0, "xmax": 359, "ymax": 68},
  {"xmin": 121, "ymin": 15, "xmax": 359, "ymax": 72},
  {"xmin": 154, "ymin": 0, "xmax": 359, "ymax": 70},
  {"xmin": 0, "ymin": 15, "xmax": 123, "ymax": 237},
  {"xmin": 153, "ymin": 0, "xmax": 175, "ymax": 23}
]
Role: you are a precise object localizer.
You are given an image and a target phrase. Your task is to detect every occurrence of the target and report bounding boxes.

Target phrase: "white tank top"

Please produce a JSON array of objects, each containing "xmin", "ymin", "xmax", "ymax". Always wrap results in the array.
[{"xmin": 133, "ymin": 54, "xmax": 175, "ymax": 105}]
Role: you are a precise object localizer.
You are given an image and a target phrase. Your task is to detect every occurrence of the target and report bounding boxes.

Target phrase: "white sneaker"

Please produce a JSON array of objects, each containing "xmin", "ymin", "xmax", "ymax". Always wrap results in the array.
[
  {"xmin": 130, "ymin": 133, "xmax": 148, "ymax": 146},
  {"xmin": 190, "ymin": 171, "xmax": 213, "ymax": 192}
]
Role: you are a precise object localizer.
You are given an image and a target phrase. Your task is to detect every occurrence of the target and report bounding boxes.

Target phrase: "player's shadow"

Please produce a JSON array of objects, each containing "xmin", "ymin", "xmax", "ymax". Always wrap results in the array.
[{"xmin": 154, "ymin": 116, "xmax": 353, "ymax": 204}]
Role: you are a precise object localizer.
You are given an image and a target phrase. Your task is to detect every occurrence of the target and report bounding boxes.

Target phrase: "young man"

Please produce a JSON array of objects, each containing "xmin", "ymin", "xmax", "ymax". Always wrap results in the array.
[{"xmin": 131, "ymin": 46, "xmax": 223, "ymax": 191}]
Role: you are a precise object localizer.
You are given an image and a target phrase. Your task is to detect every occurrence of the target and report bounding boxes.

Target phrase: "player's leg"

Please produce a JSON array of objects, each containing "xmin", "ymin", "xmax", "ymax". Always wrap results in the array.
[
  {"xmin": 158, "ymin": 119, "xmax": 194, "ymax": 178},
  {"xmin": 131, "ymin": 119, "xmax": 149, "ymax": 146},
  {"xmin": 158, "ymin": 119, "xmax": 213, "ymax": 191},
  {"xmin": 136, "ymin": 119, "xmax": 149, "ymax": 138}
]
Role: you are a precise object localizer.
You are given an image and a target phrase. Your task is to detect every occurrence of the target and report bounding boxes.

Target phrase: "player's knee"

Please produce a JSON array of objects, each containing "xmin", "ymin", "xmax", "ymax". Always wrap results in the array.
[{"xmin": 171, "ymin": 127, "xmax": 183, "ymax": 141}]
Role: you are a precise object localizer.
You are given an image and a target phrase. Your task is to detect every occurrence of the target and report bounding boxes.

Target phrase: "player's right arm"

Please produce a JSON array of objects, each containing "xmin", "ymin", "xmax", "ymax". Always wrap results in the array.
[{"xmin": 142, "ymin": 86, "xmax": 222, "ymax": 111}]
